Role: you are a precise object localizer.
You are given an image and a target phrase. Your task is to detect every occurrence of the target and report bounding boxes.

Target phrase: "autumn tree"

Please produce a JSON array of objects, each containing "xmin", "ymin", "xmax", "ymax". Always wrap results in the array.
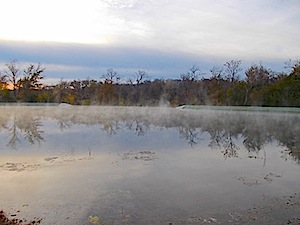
[
  {"xmin": 206, "ymin": 63, "xmax": 244, "ymax": 106},
  {"xmin": 206, "ymin": 66, "xmax": 226, "ymax": 105},
  {"xmin": 143, "ymin": 79, "xmax": 165, "ymax": 105},
  {"xmin": 21, "ymin": 63, "xmax": 45, "ymax": 88},
  {"xmin": 222, "ymin": 60, "xmax": 243, "ymax": 105},
  {"xmin": 69, "ymin": 79, "xmax": 98, "ymax": 104},
  {"xmin": 0, "ymin": 73, "xmax": 7, "ymax": 85},
  {"xmin": 0, "ymin": 73, "xmax": 10, "ymax": 101},
  {"xmin": 54, "ymin": 79, "xmax": 70, "ymax": 103},
  {"xmin": 244, "ymin": 63, "xmax": 270, "ymax": 105},
  {"xmin": 98, "ymin": 69, "xmax": 120, "ymax": 104},
  {"xmin": 179, "ymin": 65, "xmax": 204, "ymax": 104},
  {"xmin": 18, "ymin": 63, "xmax": 45, "ymax": 102},
  {"xmin": 163, "ymin": 79, "xmax": 180, "ymax": 106}
]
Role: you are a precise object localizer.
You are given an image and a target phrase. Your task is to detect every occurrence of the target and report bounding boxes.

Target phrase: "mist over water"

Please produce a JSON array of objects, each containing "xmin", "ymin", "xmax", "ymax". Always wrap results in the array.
[{"xmin": 0, "ymin": 106, "xmax": 299, "ymax": 224}]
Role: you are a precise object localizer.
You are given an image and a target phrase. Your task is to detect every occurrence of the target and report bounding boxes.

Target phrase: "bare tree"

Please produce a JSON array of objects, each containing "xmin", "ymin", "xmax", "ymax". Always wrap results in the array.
[
  {"xmin": 210, "ymin": 66, "xmax": 223, "ymax": 79},
  {"xmin": 4, "ymin": 60, "xmax": 20, "ymax": 101},
  {"xmin": 102, "ymin": 68, "xmax": 120, "ymax": 84},
  {"xmin": 129, "ymin": 70, "xmax": 148, "ymax": 85},
  {"xmin": 286, "ymin": 59, "xmax": 300, "ymax": 68},
  {"xmin": 223, "ymin": 60, "xmax": 242, "ymax": 82},
  {"xmin": 180, "ymin": 65, "xmax": 202, "ymax": 81},
  {"xmin": 284, "ymin": 59, "xmax": 300, "ymax": 73}
]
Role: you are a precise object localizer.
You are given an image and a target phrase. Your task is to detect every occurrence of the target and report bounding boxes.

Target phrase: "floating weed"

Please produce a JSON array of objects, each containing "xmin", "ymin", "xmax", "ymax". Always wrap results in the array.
[
  {"xmin": 121, "ymin": 151, "xmax": 158, "ymax": 161},
  {"xmin": 186, "ymin": 216, "xmax": 219, "ymax": 224},
  {"xmin": 88, "ymin": 215, "xmax": 101, "ymax": 224}
]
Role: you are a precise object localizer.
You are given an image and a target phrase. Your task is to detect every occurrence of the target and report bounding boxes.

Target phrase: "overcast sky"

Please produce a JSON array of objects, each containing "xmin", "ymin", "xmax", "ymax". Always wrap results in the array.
[{"xmin": 0, "ymin": 0, "xmax": 299, "ymax": 84}]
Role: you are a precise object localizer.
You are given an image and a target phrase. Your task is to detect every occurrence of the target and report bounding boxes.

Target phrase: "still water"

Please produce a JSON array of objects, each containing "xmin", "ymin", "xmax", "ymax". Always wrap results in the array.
[{"xmin": 0, "ymin": 106, "xmax": 299, "ymax": 225}]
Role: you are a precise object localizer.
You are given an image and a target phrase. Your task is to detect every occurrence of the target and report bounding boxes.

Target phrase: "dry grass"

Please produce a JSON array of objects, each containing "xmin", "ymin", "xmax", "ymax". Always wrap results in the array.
[{"xmin": 0, "ymin": 210, "xmax": 41, "ymax": 225}]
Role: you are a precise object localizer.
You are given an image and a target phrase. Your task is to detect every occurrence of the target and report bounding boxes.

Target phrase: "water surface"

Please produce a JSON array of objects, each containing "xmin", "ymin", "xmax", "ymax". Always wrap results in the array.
[{"xmin": 0, "ymin": 106, "xmax": 299, "ymax": 224}]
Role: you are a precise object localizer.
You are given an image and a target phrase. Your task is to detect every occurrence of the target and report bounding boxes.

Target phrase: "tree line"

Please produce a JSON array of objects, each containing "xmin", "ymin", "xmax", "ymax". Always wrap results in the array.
[{"xmin": 0, "ymin": 59, "xmax": 299, "ymax": 107}]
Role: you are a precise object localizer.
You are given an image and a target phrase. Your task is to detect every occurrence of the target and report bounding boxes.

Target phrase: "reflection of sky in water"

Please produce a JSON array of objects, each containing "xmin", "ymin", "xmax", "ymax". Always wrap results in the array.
[
  {"xmin": 0, "ymin": 106, "xmax": 299, "ymax": 224},
  {"xmin": 3, "ymin": 121, "xmax": 190, "ymax": 154}
]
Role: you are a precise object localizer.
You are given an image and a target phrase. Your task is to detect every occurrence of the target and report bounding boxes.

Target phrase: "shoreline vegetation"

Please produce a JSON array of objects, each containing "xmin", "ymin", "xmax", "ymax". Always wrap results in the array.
[
  {"xmin": 0, "ymin": 59, "xmax": 299, "ymax": 107},
  {"xmin": 0, "ymin": 210, "xmax": 41, "ymax": 225}
]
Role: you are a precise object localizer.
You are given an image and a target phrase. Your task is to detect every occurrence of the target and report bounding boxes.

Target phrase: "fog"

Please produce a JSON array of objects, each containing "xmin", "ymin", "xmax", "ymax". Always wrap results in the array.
[
  {"xmin": 1, "ymin": 105, "xmax": 299, "ymax": 162},
  {"xmin": 0, "ymin": 106, "xmax": 299, "ymax": 224}
]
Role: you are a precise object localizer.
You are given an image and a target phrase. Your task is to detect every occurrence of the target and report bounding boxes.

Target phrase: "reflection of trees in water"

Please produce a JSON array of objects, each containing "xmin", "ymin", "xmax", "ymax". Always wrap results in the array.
[
  {"xmin": 203, "ymin": 116, "xmax": 244, "ymax": 158},
  {"xmin": 221, "ymin": 133, "xmax": 240, "ymax": 159},
  {"xmin": 7, "ymin": 120, "xmax": 20, "ymax": 149},
  {"xmin": 242, "ymin": 121, "xmax": 271, "ymax": 166},
  {"xmin": 275, "ymin": 118, "xmax": 300, "ymax": 164},
  {"xmin": 126, "ymin": 120, "xmax": 150, "ymax": 136},
  {"xmin": 0, "ymin": 106, "xmax": 299, "ymax": 164},
  {"xmin": 209, "ymin": 131, "xmax": 240, "ymax": 159},
  {"xmin": 57, "ymin": 120, "xmax": 72, "ymax": 131},
  {"xmin": 178, "ymin": 111, "xmax": 300, "ymax": 162},
  {"xmin": 101, "ymin": 120, "xmax": 120, "ymax": 135},
  {"xmin": 177, "ymin": 127, "xmax": 200, "ymax": 147},
  {"xmin": 5, "ymin": 114, "xmax": 44, "ymax": 149}
]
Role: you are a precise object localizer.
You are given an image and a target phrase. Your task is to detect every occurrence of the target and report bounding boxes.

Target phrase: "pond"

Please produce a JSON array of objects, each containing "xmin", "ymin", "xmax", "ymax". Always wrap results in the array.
[{"xmin": 0, "ymin": 106, "xmax": 299, "ymax": 225}]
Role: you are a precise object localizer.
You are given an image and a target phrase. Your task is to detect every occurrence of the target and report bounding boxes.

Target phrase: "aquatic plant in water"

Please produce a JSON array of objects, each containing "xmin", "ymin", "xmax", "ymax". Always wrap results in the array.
[{"xmin": 88, "ymin": 215, "xmax": 101, "ymax": 224}]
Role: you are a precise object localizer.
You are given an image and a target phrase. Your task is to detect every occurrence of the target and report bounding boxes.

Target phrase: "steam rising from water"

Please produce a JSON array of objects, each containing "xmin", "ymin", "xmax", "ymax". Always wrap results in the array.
[
  {"xmin": 0, "ymin": 105, "xmax": 299, "ymax": 162},
  {"xmin": 0, "ymin": 106, "xmax": 299, "ymax": 225}
]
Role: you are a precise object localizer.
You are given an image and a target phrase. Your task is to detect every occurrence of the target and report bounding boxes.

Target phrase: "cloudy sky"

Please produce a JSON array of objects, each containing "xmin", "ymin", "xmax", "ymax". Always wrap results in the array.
[{"xmin": 0, "ymin": 0, "xmax": 299, "ymax": 84}]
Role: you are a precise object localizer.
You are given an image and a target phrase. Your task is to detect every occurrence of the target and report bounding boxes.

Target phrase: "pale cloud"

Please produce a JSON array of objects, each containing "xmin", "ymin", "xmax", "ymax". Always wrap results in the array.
[
  {"xmin": 0, "ymin": 0, "xmax": 299, "ymax": 81},
  {"xmin": 1, "ymin": 0, "xmax": 299, "ymax": 59},
  {"xmin": 121, "ymin": 0, "xmax": 300, "ymax": 60},
  {"xmin": 78, "ymin": 0, "xmax": 299, "ymax": 60},
  {"xmin": 102, "ymin": 0, "xmax": 139, "ymax": 9}
]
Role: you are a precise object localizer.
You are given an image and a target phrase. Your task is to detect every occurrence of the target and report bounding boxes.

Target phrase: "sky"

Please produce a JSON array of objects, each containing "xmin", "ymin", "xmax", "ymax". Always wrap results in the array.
[{"xmin": 0, "ymin": 0, "xmax": 299, "ymax": 84}]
